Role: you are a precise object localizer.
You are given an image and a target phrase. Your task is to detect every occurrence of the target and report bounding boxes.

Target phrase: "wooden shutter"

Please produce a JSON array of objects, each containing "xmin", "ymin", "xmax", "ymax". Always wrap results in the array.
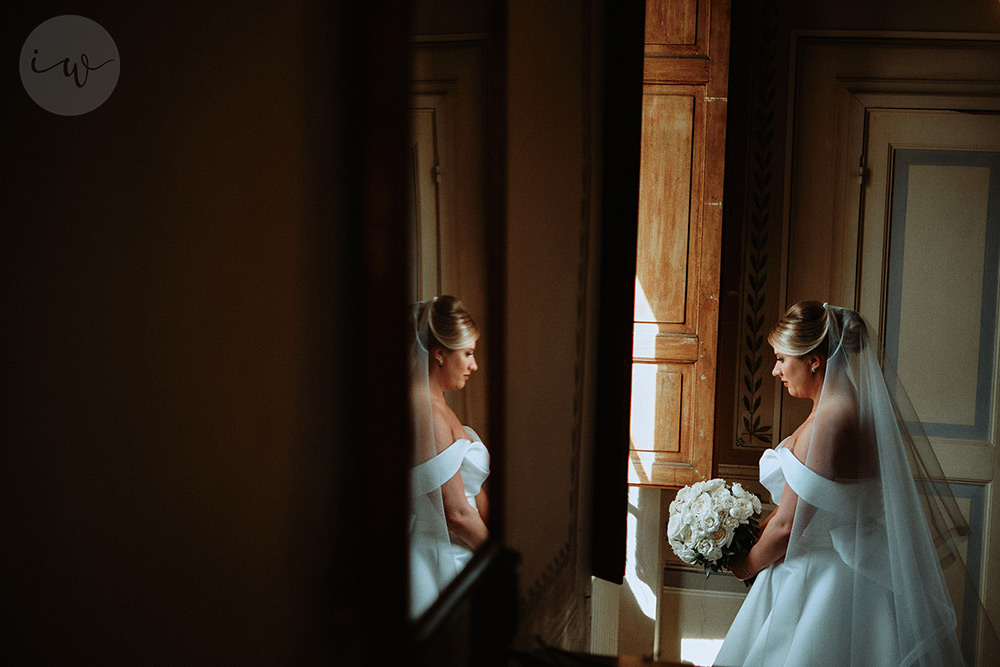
[{"xmin": 629, "ymin": 0, "xmax": 730, "ymax": 487}]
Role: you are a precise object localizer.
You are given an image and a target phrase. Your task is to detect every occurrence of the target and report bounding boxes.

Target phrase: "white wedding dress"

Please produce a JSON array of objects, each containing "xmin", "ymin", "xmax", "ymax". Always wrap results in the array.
[
  {"xmin": 714, "ymin": 441, "xmax": 963, "ymax": 667},
  {"xmin": 409, "ymin": 426, "xmax": 490, "ymax": 617},
  {"xmin": 713, "ymin": 304, "xmax": 992, "ymax": 665}
]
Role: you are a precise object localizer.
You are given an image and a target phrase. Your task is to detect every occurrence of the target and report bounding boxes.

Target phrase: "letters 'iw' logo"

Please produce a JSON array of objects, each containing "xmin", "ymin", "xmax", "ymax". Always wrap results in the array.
[{"xmin": 20, "ymin": 15, "xmax": 120, "ymax": 116}]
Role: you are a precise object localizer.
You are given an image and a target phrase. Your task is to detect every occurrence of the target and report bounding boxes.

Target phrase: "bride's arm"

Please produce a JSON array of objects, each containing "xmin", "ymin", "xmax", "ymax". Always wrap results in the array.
[
  {"xmin": 441, "ymin": 472, "xmax": 489, "ymax": 549},
  {"xmin": 730, "ymin": 481, "xmax": 798, "ymax": 580},
  {"xmin": 475, "ymin": 487, "xmax": 489, "ymax": 524},
  {"xmin": 433, "ymin": 413, "xmax": 489, "ymax": 549}
]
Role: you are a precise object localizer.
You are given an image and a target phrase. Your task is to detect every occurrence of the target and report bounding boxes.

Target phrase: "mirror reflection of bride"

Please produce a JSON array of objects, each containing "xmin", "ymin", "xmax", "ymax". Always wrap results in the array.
[{"xmin": 408, "ymin": 295, "xmax": 490, "ymax": 618}]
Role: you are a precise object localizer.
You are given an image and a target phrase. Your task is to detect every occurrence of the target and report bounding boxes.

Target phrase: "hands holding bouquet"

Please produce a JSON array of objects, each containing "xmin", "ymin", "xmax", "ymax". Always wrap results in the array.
[{"xmin": 665, "ymin": 479, "xmax": 762, "ymax": 584}]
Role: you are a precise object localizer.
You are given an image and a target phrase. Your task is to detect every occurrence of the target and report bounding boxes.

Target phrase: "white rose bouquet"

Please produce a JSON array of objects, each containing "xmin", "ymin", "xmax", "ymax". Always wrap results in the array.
[{"xmin": 665, "ymin": 478, "xmax": 762, "ymax": 579}]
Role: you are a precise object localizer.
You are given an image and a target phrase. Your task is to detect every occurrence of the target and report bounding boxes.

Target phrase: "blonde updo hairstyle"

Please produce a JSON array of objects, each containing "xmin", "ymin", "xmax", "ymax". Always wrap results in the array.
[
  {"xmin": 767, "ymin": 300, "xmax": 829, "ymax": 358},
  {"xmin": 425, "ymin": 295, "xmax": 479, "ymax": 353}
]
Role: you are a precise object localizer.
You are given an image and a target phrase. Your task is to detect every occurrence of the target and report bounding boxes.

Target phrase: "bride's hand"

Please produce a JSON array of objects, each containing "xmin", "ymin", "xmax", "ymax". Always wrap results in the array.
[{"xmin": 729, "ymin": 554, "xmax": 753, "ymax": 580}]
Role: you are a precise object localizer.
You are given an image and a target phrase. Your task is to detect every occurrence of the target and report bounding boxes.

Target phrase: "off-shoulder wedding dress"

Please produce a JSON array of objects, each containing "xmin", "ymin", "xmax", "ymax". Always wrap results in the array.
[{"xmin": 409, "ymin": 426, "xmax": 489, "ymax": 617}]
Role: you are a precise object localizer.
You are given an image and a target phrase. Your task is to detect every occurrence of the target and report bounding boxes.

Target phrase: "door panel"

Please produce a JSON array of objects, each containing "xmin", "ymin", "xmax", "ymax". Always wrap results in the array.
[
  {"xmin": 409, "ymin": 105, "xmax": 442, "ymax": 301},
  {"xmin": 858, "ymin": 108, "xmax": 1000, "ymax": 654},
  {"xmin": 635, "ymin": 91, "xmax": 695, "ymax": 326},
  {"xmin": 859, "ymin": 111, "xmax": 1000, "ymax": 482},
  {"xmin": 885, "ymin": 152, "xmax": 1000, "ymax": 443}
]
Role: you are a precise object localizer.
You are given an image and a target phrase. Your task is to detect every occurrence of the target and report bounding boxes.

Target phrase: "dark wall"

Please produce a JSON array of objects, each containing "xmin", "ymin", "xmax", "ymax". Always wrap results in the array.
[
  {"xmin": 2, "ymin": 1, "xmax": 410, "ymax": 663},
  {"xmin": 413, "ymin": 0, "xmax": 490, "ymax": 34}
]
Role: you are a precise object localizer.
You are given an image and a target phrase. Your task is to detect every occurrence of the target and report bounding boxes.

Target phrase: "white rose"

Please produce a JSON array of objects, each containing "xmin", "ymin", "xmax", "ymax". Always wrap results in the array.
[
  {"xmin": 708, "ymin": 526, "xmax": 733, "ymax": 549},
  {"xmin": 675, "ymin": 485, "xmax": 693, "ymax": 504},
  {"xmin": 731, "ymin": 484, "xmax": 762, "ymax": 514},
  {"xmin": 703, "ymin": 479, "xmax": 725, "ymax": 493},
  {"xmin": 697, "ymin": 539, "xmax": 722, "ymax": 562},
  {"xmin": 723, "ymin": 514, "xmax": 740, "ymax": 530},
  {"xmin": 710, "ymin": 484, "xmax": 731, "ymax": 500},
  {"xmin": 678, "ymin": 547, "xmax": 699, "ymax": 565},
  {"xmin": 714, "ymin": 493, "xmax": 734, "ymax": 514},
  {"xmin": 730, "ymin": 497, "xmax": 754, "ymax": 521},
  {"xmin": 698, "ymin": 512, "xmax": 721, "ymax": 534},
  {"xmin": 666, "ymin": 513, "xmax": 684, "ymax": 540},
  {"xmin": 690, "ymin": 493, "xmax": 713, "ymax": 518}
]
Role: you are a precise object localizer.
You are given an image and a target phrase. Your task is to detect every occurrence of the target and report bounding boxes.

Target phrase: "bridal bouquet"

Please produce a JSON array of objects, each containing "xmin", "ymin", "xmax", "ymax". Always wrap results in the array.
[{"xmin": 666, "ymin": 478, "xmax": 762, "ymax": 577}]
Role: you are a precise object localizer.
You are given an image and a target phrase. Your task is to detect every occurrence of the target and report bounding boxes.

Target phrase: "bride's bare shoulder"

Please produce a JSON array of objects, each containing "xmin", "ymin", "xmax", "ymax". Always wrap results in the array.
[
  {"xmin": 431, "ymin": 400, "xmax": 466, "ymax": 451},
  {"xmin": 815, "ymin": 393, "xmax": 860, "ymax": 431}
]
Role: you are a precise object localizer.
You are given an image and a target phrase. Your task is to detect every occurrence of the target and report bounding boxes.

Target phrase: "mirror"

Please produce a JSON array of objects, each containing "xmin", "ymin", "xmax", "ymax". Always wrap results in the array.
[
  {"xmin": 408, "ymin": 37, "xmax": 491, "ymax": 437},
  {"xmin": 406, "ymin": 31, "xmax": 506, "ymax": 628}
]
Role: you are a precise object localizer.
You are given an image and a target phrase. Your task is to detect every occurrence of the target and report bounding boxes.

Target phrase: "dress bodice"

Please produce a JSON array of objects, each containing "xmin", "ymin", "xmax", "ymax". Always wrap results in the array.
[
  {"xmin": 410, "ymin": 426, "xmax": 490, "ymax": 503},
  {"xmin": 759, "ymin": 440, "xmax": 880, "ymax": 515}
]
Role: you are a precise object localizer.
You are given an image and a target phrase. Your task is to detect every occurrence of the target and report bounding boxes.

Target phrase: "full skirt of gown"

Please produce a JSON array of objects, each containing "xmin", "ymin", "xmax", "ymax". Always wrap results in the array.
[{"xmin": 714, "ymin": 446, "xmax": 964, "ymax": 666}]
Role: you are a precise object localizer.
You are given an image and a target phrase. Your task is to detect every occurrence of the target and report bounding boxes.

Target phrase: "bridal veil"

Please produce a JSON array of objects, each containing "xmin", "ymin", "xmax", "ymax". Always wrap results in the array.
[{"xmin": 760, "ymin": 304, "xmax": 998, "ymax": 665}]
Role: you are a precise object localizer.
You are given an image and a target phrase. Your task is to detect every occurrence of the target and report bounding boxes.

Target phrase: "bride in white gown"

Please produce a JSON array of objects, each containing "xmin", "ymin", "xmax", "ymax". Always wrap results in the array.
[
  {"xmin": 715, "ymin": 302, "xmax": 995, "ymax": 666},
  {"xmin": 408, "ymin": 296, "xmax": 490, "ymax": 619}
]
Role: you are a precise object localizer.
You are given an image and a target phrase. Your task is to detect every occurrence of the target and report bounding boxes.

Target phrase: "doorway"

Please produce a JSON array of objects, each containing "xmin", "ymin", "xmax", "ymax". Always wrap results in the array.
[{"xmin": 784, "ymin": 34, "xmax": 1000, "ymax": 660}]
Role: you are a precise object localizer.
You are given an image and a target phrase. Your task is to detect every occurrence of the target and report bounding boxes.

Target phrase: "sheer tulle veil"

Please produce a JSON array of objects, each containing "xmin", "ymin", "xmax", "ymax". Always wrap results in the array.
[
  {"xmin": 763, "ymin": 304, "xmax": 998, "ymax": 665},
  {"xmin": 407, "ymin": 298, "xmax": 458, "ymax": 618}
]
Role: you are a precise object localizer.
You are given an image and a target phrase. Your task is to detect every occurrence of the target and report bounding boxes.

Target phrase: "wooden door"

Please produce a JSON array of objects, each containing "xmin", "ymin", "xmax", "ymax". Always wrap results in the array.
[{"xmin": 629, "ymin": 0, "xmax": 730, "ymax": 488}]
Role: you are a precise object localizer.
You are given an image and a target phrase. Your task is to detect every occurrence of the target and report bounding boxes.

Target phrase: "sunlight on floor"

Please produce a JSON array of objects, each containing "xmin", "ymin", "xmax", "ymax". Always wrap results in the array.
[
  {"xmin": 625, "ymin": 486, "xmax": 657, "ymax": 620},
  {"xmin": 680, "ymin": 638, "xmax": 724, "ymax": 666}
]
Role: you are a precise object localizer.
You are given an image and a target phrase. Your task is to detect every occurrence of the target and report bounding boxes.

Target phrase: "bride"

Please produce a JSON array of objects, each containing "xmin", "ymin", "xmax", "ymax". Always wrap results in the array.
[
  {"xmin": 408, "ymin": 295, "xmax": 490, "ymax": 619},
  {"xmin": 715, "ymin": 301, "xmax": 992, "ymax": 666}
]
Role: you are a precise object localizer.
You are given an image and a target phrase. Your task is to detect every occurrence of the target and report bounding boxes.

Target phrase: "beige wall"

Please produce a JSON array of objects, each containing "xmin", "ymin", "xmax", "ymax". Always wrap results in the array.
[{"xmin": 504, "ymin": 0, "xmax": 594, "ymax": 648}]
